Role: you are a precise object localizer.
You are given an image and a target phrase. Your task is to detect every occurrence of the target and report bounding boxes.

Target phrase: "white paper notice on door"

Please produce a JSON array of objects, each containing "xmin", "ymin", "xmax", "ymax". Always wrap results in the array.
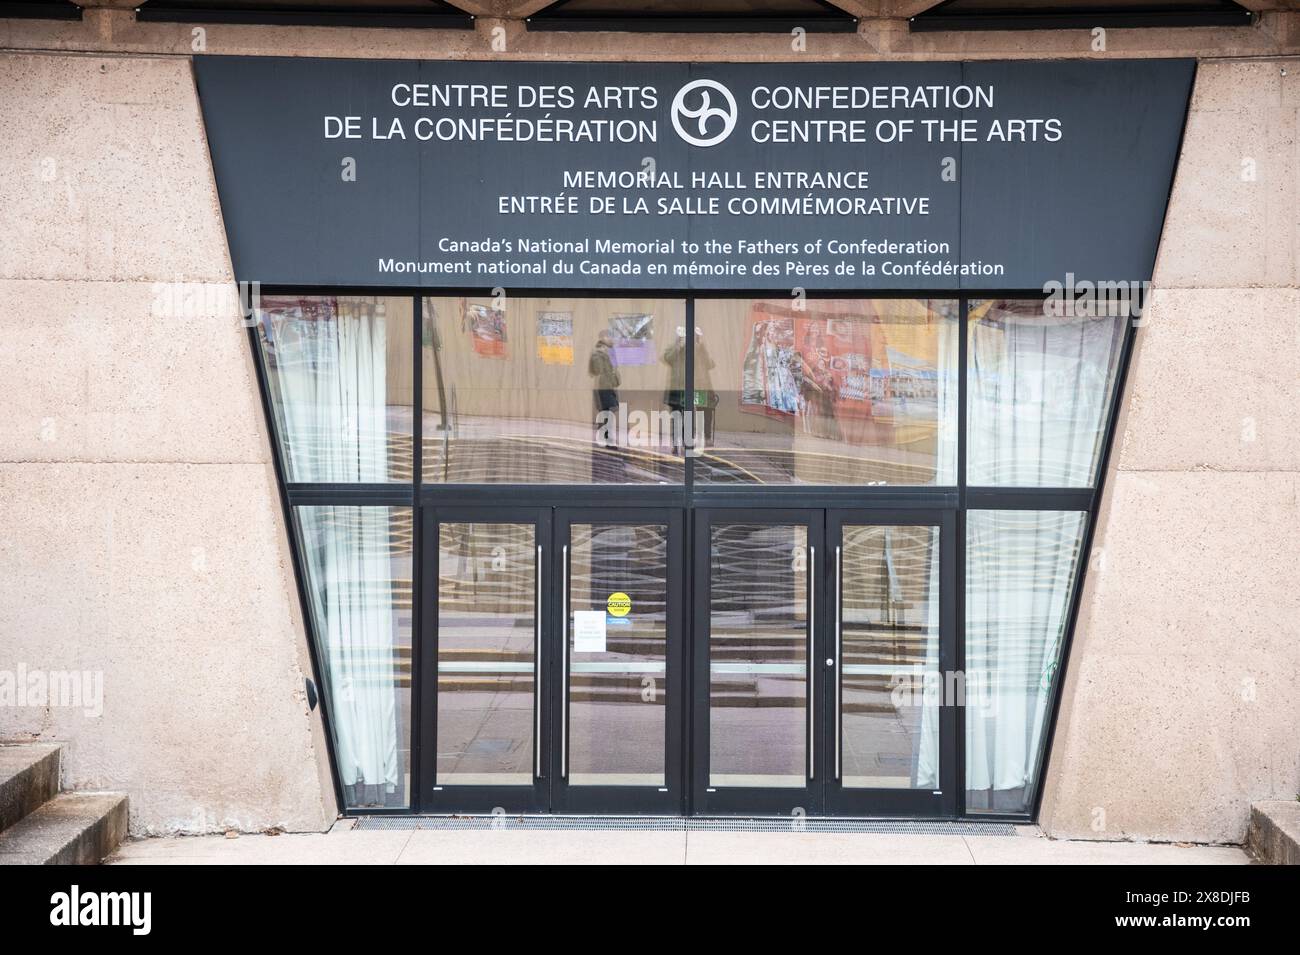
[{"xmin": 572, "ymin": 610, "xmax": 607, "ymax": 653}]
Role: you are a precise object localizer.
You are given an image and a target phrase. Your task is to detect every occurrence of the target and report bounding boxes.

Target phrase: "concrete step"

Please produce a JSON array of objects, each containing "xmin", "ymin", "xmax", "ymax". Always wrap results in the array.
[
  {"xmin": 1247, "ymin": 800, "xmax": 1300, "ymax": 865},
  {"xmin": 0, "ymin": 792, "xmax": 129, "ymax": 865},
  {"xmin": 0, "ymin": 742, "xmax": 61, "ymax": 833}
]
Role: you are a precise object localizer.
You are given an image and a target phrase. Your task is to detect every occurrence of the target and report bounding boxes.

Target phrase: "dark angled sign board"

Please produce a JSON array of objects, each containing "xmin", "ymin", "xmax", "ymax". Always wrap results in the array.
[{"xmin": 194, "ymin": 57, "xmax": 1193, "ymax": 291}]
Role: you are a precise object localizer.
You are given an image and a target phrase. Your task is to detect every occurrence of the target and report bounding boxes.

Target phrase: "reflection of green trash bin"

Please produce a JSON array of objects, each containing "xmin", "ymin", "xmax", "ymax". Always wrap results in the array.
[{"xmin": 693, "ymin": 390, "xmax": 718, "ymax": 447}]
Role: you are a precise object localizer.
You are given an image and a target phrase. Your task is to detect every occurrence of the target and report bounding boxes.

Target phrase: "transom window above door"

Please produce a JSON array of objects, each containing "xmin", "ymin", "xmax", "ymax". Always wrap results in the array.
[{"xmin": 253, "ymin": 294, "xmax": 1125, "ymax": 490}]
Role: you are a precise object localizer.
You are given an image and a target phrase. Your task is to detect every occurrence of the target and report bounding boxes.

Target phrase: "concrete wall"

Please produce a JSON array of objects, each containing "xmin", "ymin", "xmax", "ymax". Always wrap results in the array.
[
  {"xmin": 1038, "ymin": 58, "xmax": 1300, "ymax": 844},
  {"xmin": 0, "ymin": 16, "xmax": 1296, "ymax": 841},
  {"xmin": 0, "ymin": 52, "xmax": 336, "ymax": 834}
]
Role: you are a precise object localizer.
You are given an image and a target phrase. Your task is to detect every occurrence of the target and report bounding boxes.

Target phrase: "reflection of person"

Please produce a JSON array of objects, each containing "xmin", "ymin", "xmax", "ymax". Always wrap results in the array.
[
  {"xmin": 663, "ymin": 327, "xmax": 717, "ymax": 453},
  {"xmin": 588, "ymin": 330, "xmax": 622, "ymax": 480},
  {"xmin": 800, "ymin": 348, "xmax": 842, "ymax": 441},
  {"xmin": 695, "ymin": 330, "xmax": 717, "ymax": 448},
  {"xmin": 801, "ymin": 324, "xmax": 824, "ymax": 358}
]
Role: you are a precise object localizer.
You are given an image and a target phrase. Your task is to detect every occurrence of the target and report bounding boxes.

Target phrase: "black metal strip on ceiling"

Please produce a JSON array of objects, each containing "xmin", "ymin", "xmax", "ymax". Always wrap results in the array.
[
  {"xmin": 526, "ymin": 0, "xmax": 859, "ymax": 33},
  {"xmin": 135, "ymin": 0, "xmax": 475, "ymax": 29},
  {"xmin": 0, "ymin": 0, "xmax": 83, "ymax": 20},
  {"xmin": 908, "ymin": 0, "xmax": 1254, "ymax": 32}
]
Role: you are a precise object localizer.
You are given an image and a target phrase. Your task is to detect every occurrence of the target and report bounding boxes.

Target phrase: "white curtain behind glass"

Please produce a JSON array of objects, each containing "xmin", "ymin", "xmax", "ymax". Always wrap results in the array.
[
  {"xmin": 914, "ymin": 527, "xmax": 941, "ymax": 790},
  {"xmin": 965, "ymin": 510, "xmax": 1084, "ymax": 812},
  {"xmin": 263, "ymin": 298, "xmax": 390, "ymax": 483},
  {"xmin": 968, "ymin": 304, "xmax": 1124, "ymax": 487},
  {"xmin": 910, "ymin": 306, "xmax": 955, "ymax": 788},
  {"xmin": 300, "ymin": 506, "xmax": 404, "ymax": 806},
  {"xmin": 261, "ymin": 298, "xmax": 404, "ymax": 806}
]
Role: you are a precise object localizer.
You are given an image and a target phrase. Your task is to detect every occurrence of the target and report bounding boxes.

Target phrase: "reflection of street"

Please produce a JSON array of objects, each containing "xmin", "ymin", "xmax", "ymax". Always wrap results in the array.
[
  {"xmin": 418, "ymin": 410, "xmax": 944, "ymax": 485},
  {"xmin": 434, "ymin": 522, "xmax": 671, "ymax": 787},
  {"xmin": 569, "ymin": 524, "xmax": 668, "ymax": 785},
  {"xmin": 435, "ymin": 521, "xmax": 537, "ymax": 784},
  {"xmin": 696, "ymin": 433, "xmax": 941, "ymax": 485},
  {"xmin": 708, "ymin": 523, "xmax": 808, "ymax": 786},
  {"xmin": 708, "ymin": 523, "xmax": 936, "ymax": 789},
  {"xmin": 422, "ymin": 410, "xmax": 683, "ymax": 484}
]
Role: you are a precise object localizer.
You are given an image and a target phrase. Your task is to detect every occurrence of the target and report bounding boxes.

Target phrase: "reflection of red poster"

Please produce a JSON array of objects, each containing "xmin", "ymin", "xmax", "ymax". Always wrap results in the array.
[
  {"xmin": 739, "ymin": 306, "xmax": 797, "ymax": 418},
  {"xmin": 738, "ymin": 302, "xmax": 872, "ymax": 425},
  {"xmin": 798, "ymin": 312, "xmax": 873, "ymax": 422},
  {"xmin": 466, "ymin": 303, "xmax": 508, "ymax": 359}
]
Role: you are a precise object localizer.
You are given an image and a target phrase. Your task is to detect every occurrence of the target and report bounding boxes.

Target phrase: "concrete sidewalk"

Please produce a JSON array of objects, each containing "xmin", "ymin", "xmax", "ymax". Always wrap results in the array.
[{"xmin": 109, "ymin": 824, "xmax": 1252, "ymax": 865}]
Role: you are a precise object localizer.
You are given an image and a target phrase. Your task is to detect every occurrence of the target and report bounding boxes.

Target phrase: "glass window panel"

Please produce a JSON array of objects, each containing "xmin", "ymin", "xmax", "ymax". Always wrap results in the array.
[
  {"xmin": 422, "ymin": 297, "xmax": 686, "ymax": 484},
  {"xmin": 694, "ymin": 299, "xmax": 958, "ymax": 485},
  {"xmin": 294, "ymin": 505, "xmax": 412, "ymax": 809},
  {"xmin": 567, "ymin": 523, "xmax": 668, "ymax": 787},
  {"xmin": 709, "ymin": 523, "xmax": 808, "ymax": 787},
  {"xmin": 255, "ymin": 295, "xmax": 413, "ymax": 483},
  {"xmin": 435, "ymin": 522, "xmax": 536, "ymax": 786},
  {"xmin": 965, "ymin": 509, "xmax": 1086, "ymax": 814},
  {"xmin": 840, "ymin": 525, "xmax": 940, "ymax": 789},
  {"xmin": 967, "ymin": 300, "xmax": 1126, "ymax": 487}
]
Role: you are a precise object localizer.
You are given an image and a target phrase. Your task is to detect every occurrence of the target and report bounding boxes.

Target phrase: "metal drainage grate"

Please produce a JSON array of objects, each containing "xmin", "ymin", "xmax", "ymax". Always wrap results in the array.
[{"xmin": 353, "ymin": 815, "xmax": 1018, "ymax": 836}]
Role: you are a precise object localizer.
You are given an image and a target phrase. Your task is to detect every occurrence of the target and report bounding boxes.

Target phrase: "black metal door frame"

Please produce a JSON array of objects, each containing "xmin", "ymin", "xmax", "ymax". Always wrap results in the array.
[
  {"xmin": 690, "ymin": 505, "xmax": 958, "ymax": 818},
  {"xmin": 550, "ymin": 507, "xmax": 686, "ymax": 814},
  {"xmin": 821, "ymin": 508, "xmax": 959, "ymax": 818},
  {"xmin": 691, "ymin": 507, "xmax": 826, "ymax": 816},
  {"xmin": 420, "ymin": 502, "xmax": 686, "ymax": 814},
  {"xmin": 419, "ymin": 505, "xmax": 552, "ymax": 813}
]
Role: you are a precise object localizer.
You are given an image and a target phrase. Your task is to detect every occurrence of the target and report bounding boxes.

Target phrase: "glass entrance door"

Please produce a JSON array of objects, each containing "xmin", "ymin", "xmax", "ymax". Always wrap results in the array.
[
  {"xmin": 552, "ymin": 509, "xmax": 683, "ymax": 813},
  {"xmin": 693, "ymin": 508, "xmax": 956, "ymax": 817},
  {"xmin": 693, "ymin": 509, "xmax": 824, "ymax": 815},
  {"xmin": 423, "ymin": 504, "xmax": 951, "ymax": 816},
  {"xmin": 421, "ymin": 506, "xmax": 682, "ymax": 813},
  {"xmin": 421, "ymin": 507, "xmax": 550, "ymax": 813},
  {"xmin": 824, "ymin": 511, "xmax": 957, "ymax": 817}
]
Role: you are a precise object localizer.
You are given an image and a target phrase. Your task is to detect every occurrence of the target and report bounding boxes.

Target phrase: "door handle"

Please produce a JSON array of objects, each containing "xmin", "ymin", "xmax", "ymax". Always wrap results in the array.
[
  {"xmin": 560, "ymin": 543, "xmax": 569, "ymax": 780},
  {"xmin": 535, "ymin": 544, "xmax": 543, "ymax": 780},
  {"xmin": 834, "ymin": 544, "xmax": 841, "ymax": 782},
  {"xmin": 808, "ymin": 543, "xmax": 815, "ymax": 782}
]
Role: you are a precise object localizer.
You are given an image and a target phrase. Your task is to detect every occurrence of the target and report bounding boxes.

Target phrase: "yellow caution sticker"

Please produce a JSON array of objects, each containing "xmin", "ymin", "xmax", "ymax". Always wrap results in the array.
[{"xmin": 606, "ymin": 592, "xmax": 632, "ymax": 617}]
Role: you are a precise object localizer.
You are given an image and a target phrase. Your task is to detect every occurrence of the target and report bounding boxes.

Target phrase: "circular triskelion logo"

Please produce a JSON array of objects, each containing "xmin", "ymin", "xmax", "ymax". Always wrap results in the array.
[{"xmin": 671, "ymin": 79, "xmax": 738, "ymax": 148}]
